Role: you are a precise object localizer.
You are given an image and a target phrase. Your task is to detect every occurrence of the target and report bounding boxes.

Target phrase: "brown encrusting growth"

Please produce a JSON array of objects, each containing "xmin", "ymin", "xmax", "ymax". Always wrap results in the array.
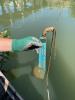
[{"xmin": 33, "ymin": 66, "xmax": 45, "ymax": 79}]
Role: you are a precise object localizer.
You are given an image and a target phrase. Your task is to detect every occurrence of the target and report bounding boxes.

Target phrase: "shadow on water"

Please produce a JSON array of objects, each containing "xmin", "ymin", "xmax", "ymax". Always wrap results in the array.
[
  {"xmin": 3, "ymin": 51, "xmax": 37, "ymax": 77},
  {"xmin": 12, "ymin": 75, "xmax": 44, "ymax": 100},
  {"xmin": 3, "ymin": 45, "xmax": 56, "ymax": 100}
]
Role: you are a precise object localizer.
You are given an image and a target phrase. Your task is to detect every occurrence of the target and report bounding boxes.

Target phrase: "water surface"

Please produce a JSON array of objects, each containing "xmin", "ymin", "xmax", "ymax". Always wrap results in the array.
[{"xmin": 0, "ymin": 0, "xmax": 75, "ymax": 100}]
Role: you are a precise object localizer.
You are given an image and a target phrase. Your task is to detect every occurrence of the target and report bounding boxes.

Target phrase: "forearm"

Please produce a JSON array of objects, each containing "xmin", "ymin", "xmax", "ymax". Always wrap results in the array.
[
  {"xmin": 0, "ymin": 38, "xmax": 29, "ymax": 52},
  {"xmin": 0, "ymin": 37, "xmax": 42, "ymax": 52},
  {"xmin": 0, "ymin": 38, "xmax": 12, "ymax": 52}
]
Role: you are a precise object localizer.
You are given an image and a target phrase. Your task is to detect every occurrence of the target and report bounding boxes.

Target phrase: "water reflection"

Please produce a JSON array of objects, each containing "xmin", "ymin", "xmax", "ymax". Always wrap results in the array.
[
  {"xmin": 0, "ymin": 0, "xmax": 73, "ymax": 16},
  {"xmin": 70, "ymin": 0, "xmax": 75, "ymax": 17},
  {"xmin": 0, "ymin": 0, "xmax": 75, "ymax": 32}
]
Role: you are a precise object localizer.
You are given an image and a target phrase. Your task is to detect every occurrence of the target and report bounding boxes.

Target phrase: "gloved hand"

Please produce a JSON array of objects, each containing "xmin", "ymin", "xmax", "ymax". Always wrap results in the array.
[{"xmin": 12, "ymin": 36, "xmax": 42, "ymax": 52}]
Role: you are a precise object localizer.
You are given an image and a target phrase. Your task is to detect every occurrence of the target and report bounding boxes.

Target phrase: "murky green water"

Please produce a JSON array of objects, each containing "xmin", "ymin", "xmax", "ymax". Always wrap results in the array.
[{"xmin": 0, "ymin": 0, "xmax": 75, "ymax": 100}]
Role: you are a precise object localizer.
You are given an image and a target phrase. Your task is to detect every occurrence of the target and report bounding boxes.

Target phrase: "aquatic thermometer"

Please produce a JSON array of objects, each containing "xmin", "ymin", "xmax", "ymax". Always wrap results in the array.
[{"xmin": 33, "ymin": 27, "xmax": 56, "ymax": 80}]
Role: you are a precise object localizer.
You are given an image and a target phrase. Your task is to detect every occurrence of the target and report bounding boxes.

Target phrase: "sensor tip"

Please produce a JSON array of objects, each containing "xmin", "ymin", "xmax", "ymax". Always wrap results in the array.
[{"xmin": 33, "ymin": 67, "xmax": 45, "ymax": 80}]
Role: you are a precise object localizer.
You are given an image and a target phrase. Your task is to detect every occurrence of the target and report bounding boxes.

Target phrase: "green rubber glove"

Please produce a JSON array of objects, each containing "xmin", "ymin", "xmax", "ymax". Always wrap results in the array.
[{"xmin": 12, "ymin": 36, "xmax": 42, "ymax": 52}]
